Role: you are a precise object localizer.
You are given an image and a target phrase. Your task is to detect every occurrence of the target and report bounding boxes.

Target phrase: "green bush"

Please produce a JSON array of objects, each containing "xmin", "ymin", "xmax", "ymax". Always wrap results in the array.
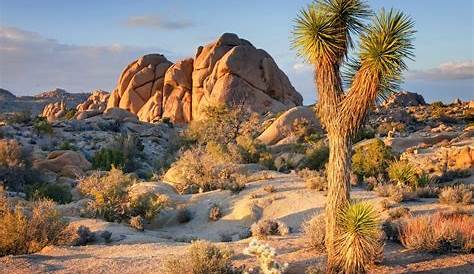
[
  {"xmin": 64, "ymin": 109, "xmax": 77, "ymax": 120},
  {"xmin": 92, "ymin": 148, "xmax": 125, "ymax": 171},
  {"xmin": 32, "ymin": 116, "xmax": 53, "ymax": 136},
  {"xmin": 352, "ymin": 126, "xmax": 376, "ymax": 143},
  {"xmin": 0, "ymin": 139, "xmax": 39, "ymax": 192},
  {"xmin": 352, "ymin": 139, "xmax": 393, "ymax": 179},
  {"xmin": 301, "ymin": 140, "xmax": 329, "ymax": 170},
  {"xmin": 26, "ymin": 183, "xmax": 72, "ymax": 204},
  {"xmin": 108, "ymin": 133, "xmax": 144, "ymax": 172},
  {"xmin": 78, "ymin": 167, "xmax": 168, "ymax": 223}
]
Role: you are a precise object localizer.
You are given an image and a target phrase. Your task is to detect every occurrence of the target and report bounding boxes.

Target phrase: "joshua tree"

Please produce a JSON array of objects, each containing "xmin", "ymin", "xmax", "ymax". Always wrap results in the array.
[{"xmin": 292, "ymin": 0, "xmax": 414, "ymax": 271}]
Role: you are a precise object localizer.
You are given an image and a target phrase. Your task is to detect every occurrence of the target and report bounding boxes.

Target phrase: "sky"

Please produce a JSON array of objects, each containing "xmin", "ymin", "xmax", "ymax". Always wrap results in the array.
[{"xmin": 0, "ymin": 0, "xmax": 473, "ymax": 104}]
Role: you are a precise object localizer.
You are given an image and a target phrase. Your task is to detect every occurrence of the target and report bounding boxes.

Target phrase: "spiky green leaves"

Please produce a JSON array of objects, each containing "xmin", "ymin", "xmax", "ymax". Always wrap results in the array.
[
  {"xmin": 335, "ymin": 201, "xmax": 382, "ymax": 274},
  {"xmin": 292, "ymin": 0, "xmax": 371, "ymax": 63},
  {"xmin": 358, "ymin": 9, "xmax": 416, "ymax": 95}
]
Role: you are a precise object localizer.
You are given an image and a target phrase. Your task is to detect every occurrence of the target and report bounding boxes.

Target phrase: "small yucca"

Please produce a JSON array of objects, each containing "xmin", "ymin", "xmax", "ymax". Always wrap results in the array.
[{"xmin": 335, "ymin": 201, "xmax": 383, "ymax": 274}]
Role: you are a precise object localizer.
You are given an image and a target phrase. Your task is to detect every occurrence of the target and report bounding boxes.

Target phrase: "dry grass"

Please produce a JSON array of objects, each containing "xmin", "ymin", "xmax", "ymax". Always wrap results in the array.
[
  {"xmin": 302, "ymin": 214, "xmax": 325, "ymax": 252},
  {"xmin": 297, "ymin": 168, "xmax": 327, "ymax": 191},
  {"xmin": 387, "ymin": 207, "xmax": 410, "ymax": 219},
  {"xmin": 251, "ymin": 219, "xmax": 289, "ymax": 239},
  {"xmin": 208, "ymin": 204, "xmax": 222, "ymax": 222},
  {"xmin": 399, "ymin": 212, "xmax": 474, "ymax": 253},
  {"xmin": 438, "ymin": 184, "xmax": 473, "ymax": 205},
  {"xmin": 160, "ymin": 240, "xmax": 236, "ymax": 274}
]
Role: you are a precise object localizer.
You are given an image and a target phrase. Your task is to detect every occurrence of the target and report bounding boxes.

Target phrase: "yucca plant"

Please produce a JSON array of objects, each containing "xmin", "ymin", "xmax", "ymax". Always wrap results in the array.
[
  {"xmin": 387, "ymin": 160, "xmax": 418, "ymax": 188},
  {"xmin": 335, "ymin": 201, "xmax": 382, "ymax": 274},
  {"xmin": 292, "ymin": 1, "xmax": 415, "ymax": 270}
]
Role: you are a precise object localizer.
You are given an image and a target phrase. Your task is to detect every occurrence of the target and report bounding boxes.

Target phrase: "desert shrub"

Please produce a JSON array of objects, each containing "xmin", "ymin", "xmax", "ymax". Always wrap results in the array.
[
  {"xmin": 438, "ymin": 184, "xmax": 473, "ymax": 205},
  {"xmin": 382, "ymin": 220, "xmax": 401, "ymax": 241},
  {"xmin": 168, "ymin": 143, "xmax": 245, "ymax": 194},
  {"xmin": 58, "ymin": 225, "xmax": 96, "ymax": 246},
  {"xmin": 0, "ymin": 139, "xmax": 39, "ymax": 192},
  {"xmin": 129, "ymin": 192, "xmax": 169, "ymax": 222},
  {"xmin": 161, "ymin": 240, "xmax": 236, "ymax": 274},
  {"xmin": 352, "ymin": 139, "xmax": 393, "ymax": 179},
  {"xmin": 236, "ymin": 135, "xmax": 274, "ymax": 168},
  {"xmin": 302, "ymin": 214, "xmax": 325, "ymax": 252},
  {"xmin": 32, "ymin": 116, "xmax": 53, "ymax": 136},
  {"xmin": 387, "ymin": 207, "xmax": 410, "ymax": 219},
  {"xmin": 251, "ymin": 219, "xmax": 289, "ymax": 239},
  {"xmin": 26, "ymin": 183, "xmax": 72, "ymax": 204},
  {"xmin": 352, "ymin": 126, "xmax": 376, "ymax": 143},
  {"xmin": 78, "ymin": 167, "xmax": 168, "ymax": 223},
  {"xmin": 108, "ymin": 133, "xmax": 144, "ymax": 172},
  {"xmin": 92, "ymin": 148, "xmax": 125, "ymax": 171},
  {"xmin": 301, "ymin": 140, "xmax": 329, "ymax": 170},
  {"xmin": 58, "ymin": 140, "xmax": 74, "ymax": 150},
  {"xmin": 375, "ymin": 184, "xmax": 417, "ymax": 203},
  {"xmin": 387, "ymin": 160, "xmax": 418, "ymax": 188},
  {"xmin": 399, "ymin": 212, "xmax": 474, "ymax": 253},
  {"xmin": 208, "ymin": 204, "xmax": 222, "ymax": 222},
  {"xmin": 416, "ymin": 185, "xmax": 440, "ymax": 198},
  {"xmin": 298, "ymin": 168, "xmax": 327, "ymax": 191},
  {"xmin": 129, "ymin": 215, "xmax": 144, "ymax": 231},
  {"xmin": 243, "ymin": 239, "xmax": 289, "ymax": 274},
  {"xmin": 176, "ymin": 206, "xmax": 193, "ymax": 223},
  {"xmin": 186, "ymin": 105, "xmax": 261, "ymax": 145},
  {"xmin": 334, "ymin": 201, "xmax": 383, "ymax": 274},
  {"xmin": 0, "ymin": 197, "xmax": 68, "ymax": 256},
  {"xmin": 379, "ymin": 199, "xmax": 393, "ymax": 211}
]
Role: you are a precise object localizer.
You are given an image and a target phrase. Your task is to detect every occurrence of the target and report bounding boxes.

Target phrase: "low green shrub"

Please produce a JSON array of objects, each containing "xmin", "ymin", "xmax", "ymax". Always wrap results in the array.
[
  {"xmin": 92, "ymin": 148, "xmax": 125, "ymax": 171},
  {"xmin": 387, "ymin": 160, "xmax": 418, "ymax": 188},
  {"xmin": 352, "ymin": 139, "xmax": 393, "ymax": 179},
  {"xmin": 301, "ymin": 140, "xmax": 329, "ymax": 170},
  {"xmin": 32, "ymin": 116, "xmax": 53, "ymax": 136},
  {"xmin": 26, "ymin": 183, "xmax": 72, "ymax": 204}
]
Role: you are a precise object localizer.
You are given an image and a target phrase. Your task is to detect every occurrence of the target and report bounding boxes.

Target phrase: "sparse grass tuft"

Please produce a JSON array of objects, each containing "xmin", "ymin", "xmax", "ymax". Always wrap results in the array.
[{"xmin": 438, "ymin": 184, "xmax": 472, "ymax": 205}]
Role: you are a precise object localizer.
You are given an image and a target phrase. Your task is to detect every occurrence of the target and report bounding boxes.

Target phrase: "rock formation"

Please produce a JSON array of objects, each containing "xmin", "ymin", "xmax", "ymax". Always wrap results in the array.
[
  {"xmin": 41, "ymin": 101, "xmax": 66, "ymax": 122},
  {"xmin": 107, "ymin": 54, "xmax": 173, "ymax": 116},
  {"xmin": 192, "ymin": 33, "xmax": 302, "ymax": 120},
  {"xmin": 75, "ymin": 90, "xmax": 110, "ymax": 120},
  {"xmin": 106, "ymin": 33, "xmax": 303, "ymax": 123},
  {"xmin": 383, "ymin": 91, "xmax": 426, "ymax": 108}
]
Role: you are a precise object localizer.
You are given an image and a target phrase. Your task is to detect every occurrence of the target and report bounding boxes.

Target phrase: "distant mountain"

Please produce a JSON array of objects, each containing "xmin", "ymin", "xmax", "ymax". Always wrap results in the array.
[
  {"xmin": 0, "ymin": 88, "xmax": 90, "ymax": 115},
  {"xmin": 0, "ymin": 88, "xmax": 16, "ymax": 100}
]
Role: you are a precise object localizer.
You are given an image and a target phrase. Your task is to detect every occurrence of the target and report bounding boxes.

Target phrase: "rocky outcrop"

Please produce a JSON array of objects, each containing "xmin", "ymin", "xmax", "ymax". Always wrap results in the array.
[
  {"xmin": 41, "ymin": 101, "xmax": 67, "ymax": 122},
  {"xmin": 75, "ymin": 90, "xmax": 110, "ymax": 120},
  {"xmin": 257, "ymin": 106, "xmax": 321, "ymax": 145},
  {"xmin": 34, "ymin": 150, "xmax": 92, "ymax": 178},
  {"xmin": 383, "ymin": 91, "xmax": 426, "ymax": 108},
  {"xmin": 107, "ymin": 54, "xmax": 173, "ymax": 115},
  {"xmin": 192, "ymin": 33, "xmax": 302, "ymax": 120},
  {"xmin": 161, "ymin": 59, "xmax": 194, "ymax": 124},
  {"xmin": 107, "ymin": 33, "xmax": 302, "ymax": 123}
]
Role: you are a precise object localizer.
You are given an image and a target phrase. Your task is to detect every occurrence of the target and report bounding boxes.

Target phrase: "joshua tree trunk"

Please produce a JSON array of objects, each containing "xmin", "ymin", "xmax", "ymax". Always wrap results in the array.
[{"xmin": 325, "ymin": 131, "xmax": 352, "ymax": 272}]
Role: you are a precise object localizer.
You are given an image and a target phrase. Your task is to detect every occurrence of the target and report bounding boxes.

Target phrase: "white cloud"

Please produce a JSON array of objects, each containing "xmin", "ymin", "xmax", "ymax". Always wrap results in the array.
[
  {"xmin": 292, "ymin": 62, "xmax": 313, "ymax": 73},
  {"xmin": 126, "ymin": 15, "xmax": 194, "ymax": 30},
  {"xmin": 408, "ymin": 60, "xmax": 474, "ymax": 80},
  {"xmin": 0, "ymin": 26, "xmax": 173, "ymax": 95}
]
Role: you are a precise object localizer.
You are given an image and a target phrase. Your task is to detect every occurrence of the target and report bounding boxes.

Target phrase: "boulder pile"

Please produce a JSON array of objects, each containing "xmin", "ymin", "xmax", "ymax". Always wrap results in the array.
[{"xmin": 106, "ymin": 33, "xmax": 302, "ymax": 124}]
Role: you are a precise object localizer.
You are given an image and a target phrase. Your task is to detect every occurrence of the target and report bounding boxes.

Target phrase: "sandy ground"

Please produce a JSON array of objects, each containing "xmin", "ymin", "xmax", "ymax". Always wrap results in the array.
[{"xmin": 1, "ymin": 172, "xmax": 473, "ymax": 273}]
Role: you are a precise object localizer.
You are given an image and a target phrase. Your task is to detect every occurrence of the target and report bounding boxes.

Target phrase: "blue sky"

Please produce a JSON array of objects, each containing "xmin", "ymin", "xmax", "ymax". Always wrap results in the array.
[{"xmin": 0, "ymin": 0, "xmax": 472, "ymax": 103}]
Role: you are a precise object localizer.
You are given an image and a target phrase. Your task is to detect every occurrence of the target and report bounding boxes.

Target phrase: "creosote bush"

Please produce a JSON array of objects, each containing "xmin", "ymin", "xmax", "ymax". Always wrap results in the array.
[
  {"xmin": 352, "ymin": 139, "xmax": 393, "ymax": 179},
  {"xmin": 0, "ymin": 192, "xmax": 68, "ymax": 256},
  {"xmin": 302, "ymin": 213, "xmax": 325, "ymax": 252},
  {"xmin": 251, "ymin": 219, "xmax": 289, "ymax": 239},
  {"xmin": 26, "ymin": 183, "xmax": 72, "ymax": 204},
  {"xmin": 335, "ymin": 202, "xmax": 383, "ymax": 274},
  {"xmin": 161, "ymin": 240, "xmax": 237, "ymax": 274},
  {"xmin": 92, "ymin": 148, "xmax": 125, "ymax": 171},
  {"xmin": 399, "ymin": 212, "xmax": 474, "ymax": 253},
  {"xmin": 78, "ymin": 167, "xmax": 168, "ymax": 223},
  {"xmin": 301, "ymin": 140, "xmax": 329, "ymax": 170}
]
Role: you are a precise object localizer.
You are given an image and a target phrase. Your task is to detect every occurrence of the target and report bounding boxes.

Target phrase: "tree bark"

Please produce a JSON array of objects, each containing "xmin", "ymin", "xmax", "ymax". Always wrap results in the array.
[{"xmin": 325, "ymin": 130, "xmax": 352, "ymax": 273}]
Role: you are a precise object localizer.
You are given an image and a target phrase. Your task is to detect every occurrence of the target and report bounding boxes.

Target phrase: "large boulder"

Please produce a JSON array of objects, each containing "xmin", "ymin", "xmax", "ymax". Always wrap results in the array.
[
  {"xmin": 192, "ymin": 33, "xmax": 303, "ymax": 120},
  {"xmin": 257, "ymin": 106, "xmax": 321, "ymax": 145},
  {"xmin": 75, "ymin": 90, "xmax": 110, "ymax": 119},
  {"xmin": 161, "ymin": 58, "xmax": 194, "ymax": 124},
  {"xmin": 106, "ymin": 54, "xmax": 173, "ymax": 115},
  {"xmin": 383, "ymin": 91, "xmax": 426, "ymax": 108},
  {"xmin": 33, "ymin": 150, "xmax": 92, "ymax": 178},
  {"xmin": 41, "ymin": 101, "xmax": 66, "ymax": 122}
]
